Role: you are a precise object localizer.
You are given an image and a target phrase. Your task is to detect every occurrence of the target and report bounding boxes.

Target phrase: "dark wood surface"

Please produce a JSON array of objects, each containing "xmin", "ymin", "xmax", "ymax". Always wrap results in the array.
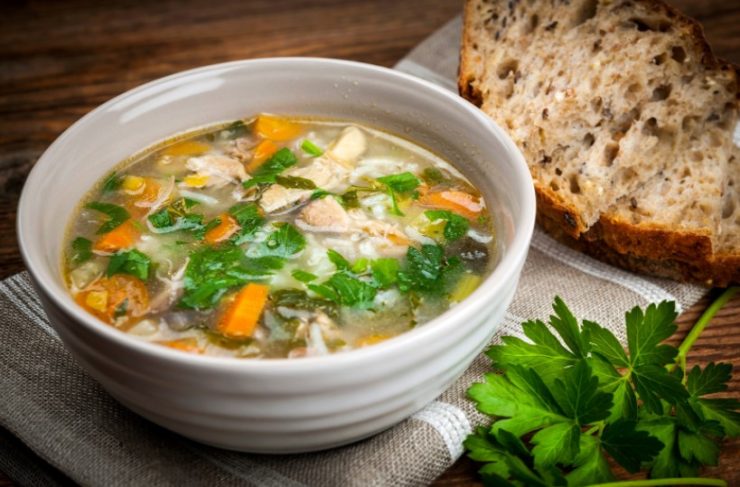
[{"xmin": 1, "ymin": 0, "xmax": 738, "ymax": 485}]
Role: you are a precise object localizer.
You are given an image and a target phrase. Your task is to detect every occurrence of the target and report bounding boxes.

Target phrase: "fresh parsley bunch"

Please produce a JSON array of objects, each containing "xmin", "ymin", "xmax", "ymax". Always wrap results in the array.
[{"xmin": 466, "ymin": 291, "xmax": 739, "ymax": 487}]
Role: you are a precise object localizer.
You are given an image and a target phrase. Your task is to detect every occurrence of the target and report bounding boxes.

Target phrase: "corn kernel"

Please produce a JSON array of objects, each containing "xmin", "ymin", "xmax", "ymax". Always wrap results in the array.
[
  {"xmin": 183, "ymin": 174, "xmax": 209, "ymax": 188},
  {"xmin": 85, "ymin": 291, "xmax": 108, "ymax": 313},
  {"xmin": 356, "ymin": 334, "xmax": 390, "ymax": 347},
  {"xmin": 121, "ymin": 175, "xmax": 145, "ymax": 192}
]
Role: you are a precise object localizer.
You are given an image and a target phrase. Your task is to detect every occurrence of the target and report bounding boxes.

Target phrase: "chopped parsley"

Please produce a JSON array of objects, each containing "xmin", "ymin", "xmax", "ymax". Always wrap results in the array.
[
  {"xmin": 106, "ymin": 249, "xmax": 151, "ymax": 281},
  {"xmin": 71, "ymin": 237, "xmax": 93, "ymax": 264},
  {"xmin": 310, "ymin": 272, "xmax": 377, "ymax": 309},
  {"xmin": 425, "ymin": 209, "xmax": 470, "ymax": 241},
  {"xmin": 85, "ymin": 202, "xmax": 130, "ymax": 234},
  {"xmin": 251, "ymin": 223, "xmax": 306, "ymax": 259},
  {"xmin": 243, "ymin": 148, "xmax": 298, "ymax": 188},
  {"xmin": 179, "ymin": 244, "xmax": 255, "ymax": 310},
  {"xmin": 101, "ymin": 172, "xmax": 123, "ymax": 193},
  {"xmin": 275, "ymin": 175, "xmax": 316, "ymax": 189},
  {"xmin": 300, "ymin": 139, "xmax": 324, "ymax": 157},
  {"xmin": 223, "ymin": 120, "xmax": 247, "ymax": 139},
  {"xmin": 397, "ymin": 244, "xmax": 462, "ymax": 295},
  {"xmin": 327, "ymin": 249, "xmax": 351, "ymax": 270},
  {"xmin": 377, "ymin": 172, "xmax": 420, "ymax": 216},
  {"xmin": 371, "ymin": 258, "xmax": 400, "ymax": 289},
  {"xmin": 229, "ymin": 202, "xmax": 265, "ymax": 244},
  {"xmin": 292, "ymin": 269, "xmax": 318, "ymax": 283}
]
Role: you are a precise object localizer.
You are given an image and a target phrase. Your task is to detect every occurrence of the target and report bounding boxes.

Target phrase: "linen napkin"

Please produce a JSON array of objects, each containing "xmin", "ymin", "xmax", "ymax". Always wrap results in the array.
[{"xmin": 0, "ymin": 16, "xmax": 710, "ymax": 487}]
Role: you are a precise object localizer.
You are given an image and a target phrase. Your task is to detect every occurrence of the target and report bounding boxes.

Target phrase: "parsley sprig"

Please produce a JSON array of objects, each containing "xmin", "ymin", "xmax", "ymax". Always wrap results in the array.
[{"xmin": 466, "ymin": 289, "xmax": 739, "ymax": 486}]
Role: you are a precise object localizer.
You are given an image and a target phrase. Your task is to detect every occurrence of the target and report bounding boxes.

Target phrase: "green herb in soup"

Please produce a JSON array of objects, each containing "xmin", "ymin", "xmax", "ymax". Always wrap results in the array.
[{"xmin": 63, "ymin": 114, "xmax": 496, "ymax": 358}]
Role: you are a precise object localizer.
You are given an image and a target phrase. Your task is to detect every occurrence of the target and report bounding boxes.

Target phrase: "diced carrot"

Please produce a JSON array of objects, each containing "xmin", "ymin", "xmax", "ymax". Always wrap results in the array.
[
  {"xmin": 159, "ymin": 338, "xmax": 201, "ymax": 354},
  {"xmin": 420, "ymin": 190, "xmax": 484, "ymax": 220},
  {"xmin": 246, "ymin": 139, "xmax": 278, "ymax": 173},
  {"xmin": 356, "ymin": 334, "xmax": 390, "ymax": 347},
  {"xmin": 218, "ymin": 283, "xmax": 269, "ymax": 338},
  {"xmin": 124, "ymin": 178, "xmax": 162, "ymax": 217},
  {"xmin": 93, "ymin": 220, "xmax": 140, "ymax": 253},
  {"xmin": 204, "ymin": 213, "xmax": 240, "ymax": 244},
  {"xmin": 75, "ymin": 274, "xmax": 149, "ymax": 327},
  {"xmin": 254, "ymin": 115, "xmax": 303, "ymax": 141},
  {"xmin": 162, "ymin": 140, "xmax": 211, "ymax": 157},
  {"xmin": 139, "ymin": 179, "xmax": 161, "ymax": 203}
]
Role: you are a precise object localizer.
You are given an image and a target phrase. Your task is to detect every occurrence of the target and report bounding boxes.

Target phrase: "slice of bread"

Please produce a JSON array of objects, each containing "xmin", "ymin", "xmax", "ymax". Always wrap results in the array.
[{"xmin": 460, "ymin": 0, "xmax": 739, "ymax": 286}]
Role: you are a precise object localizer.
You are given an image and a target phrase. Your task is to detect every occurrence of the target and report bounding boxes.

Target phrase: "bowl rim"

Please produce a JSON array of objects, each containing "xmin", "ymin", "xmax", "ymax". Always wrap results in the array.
[{"xmin": 17, "ymin": 57, "xmax": 535, "ymax": 372}]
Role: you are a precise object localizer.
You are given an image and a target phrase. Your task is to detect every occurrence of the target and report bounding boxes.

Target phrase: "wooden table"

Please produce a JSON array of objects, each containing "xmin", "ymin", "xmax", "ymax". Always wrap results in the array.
[{"xmin": 1, "ymin": 0, "xmax": 738, "ymax": 485}]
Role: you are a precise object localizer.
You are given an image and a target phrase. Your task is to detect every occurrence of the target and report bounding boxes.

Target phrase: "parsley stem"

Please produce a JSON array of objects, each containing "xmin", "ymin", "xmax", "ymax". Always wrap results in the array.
[
  {"xmin": 669, "ymin": 287, "xmax": 738, "ymax": 373},
  {"xmin": 589, "ymin": 479, "xmax": 726, "ymax": 487}
]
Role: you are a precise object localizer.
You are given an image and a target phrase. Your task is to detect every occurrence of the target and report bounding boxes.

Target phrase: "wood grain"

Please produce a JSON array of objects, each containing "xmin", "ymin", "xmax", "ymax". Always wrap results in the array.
[{"xmin": 0, "ymin": 0, "xmax": 738, "ymax": 485}]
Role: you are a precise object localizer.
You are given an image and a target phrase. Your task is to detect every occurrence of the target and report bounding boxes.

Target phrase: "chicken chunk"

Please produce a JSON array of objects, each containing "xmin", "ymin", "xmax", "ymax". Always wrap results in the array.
[
  {"xmin": 295, "ymin": 197, "xmax": 351, "ymax": 233},
  {"xmin": 258, "ymin": 127, "xmax": 366, "ymax": 214},
  {"xmin": 185, "ymin": 155, "xmax": 248, "ymax": 187},
  {"xmin": 327, "ymin": 126, "xmax": 367, "ymax": 166},
  {"xmin": 259, "ymin": 153, "xmax": 351, "ymax": 213}
]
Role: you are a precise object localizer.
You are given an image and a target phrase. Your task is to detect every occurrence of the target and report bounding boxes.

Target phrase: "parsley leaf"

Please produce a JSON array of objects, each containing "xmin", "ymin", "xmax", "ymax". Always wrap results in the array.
[
  {"xmin": 397, "ymin": 244, "xmax": 462, "ymax": 295},
  {"xmin": 85, "ymin": 202, "xmax": 130, "ymax": 234},
  {"xmin": 229, "ymin": 202, "xmax": 265, "ymax": 244},
  {"xmin": 377, "ymin": 172, "xmax": 420, "ymax": 193},
  {"xmin": 377, "ymin": 172, "xmax": 420, "ymax": 216},
  {"xmin": 251, "ymin": 223, "xmax": 305, "ymax": 259},
  {"xmin": 180, "ymin": 244, "xmax": 255, "ymax": 309},
  {"xmin": 327, "ymin": 249, "xmax": 350, "ymax": 270},
  {"xmin": 106, "ymin": 249, "xmax": 151, "ymax": 280},
  {"xmin": 425, "ymin": 210, "xmax": 469, "ymax": 241},
  {"xmin": 70, "ymin": 237, "xmax": 93, "ymax": 264},
  {"xmin": 148, "ymin": 208, "xmax": 206, "ymax": 239},
  {"xmin": 223, "ymin": 120, "xmax": 247, "ymax": 139},
  {"xmin": 421, "ymin": 167, "xmax": 448, "ymax": 185},
  {"xmin": 271, "ymin": 289, "xmax": 338, "ymax": 319},
  {"xmin": 371, "ymin": 258, "xmax": 400, "ymax": 288},
  {"xmin": 551, "ymin": 360, "xmax": 612, "ymax": 425},
  {"xmin": 292, "ymin": 269, "xmax": 317, "ymax": 283},
  {"xmin": 243, "ymin": 148, "xmax": 298, "ymax": 187},
  {"xmin": 275, "ymin": 175, "xmax": 316, "ymax": 189},
  {"xmin": 466, "ymin": 296, "xmax": 739, "ymax": 485},
  {"xmin": 101, "ymin": 172, "xmax": 123, "ymax": 193},
  {"xmin": 325, "ymin": 273, "xmax": 376, "ymax": 308},
  {"xmin": 601, "ymin": 419, "xmax": 664, "ymax": 472}
]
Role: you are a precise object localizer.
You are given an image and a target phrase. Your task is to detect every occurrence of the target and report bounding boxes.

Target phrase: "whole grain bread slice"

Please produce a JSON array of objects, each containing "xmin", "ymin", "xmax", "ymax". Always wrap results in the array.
[{"xmin": 460, "ymin": 0, "xmax": 739, "ymax": 285}]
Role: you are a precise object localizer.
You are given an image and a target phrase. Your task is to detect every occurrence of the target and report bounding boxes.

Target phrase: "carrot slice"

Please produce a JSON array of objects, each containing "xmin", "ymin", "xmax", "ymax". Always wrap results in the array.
[
  {"xmin": 420, "ymin": 190, "xmax": 484, "ymax": 220},
  {"xmin": 162, "ymin": 140, "xmax": 210, "ymax": 157},
  {"xmin": 75, "ymin": 274, "xmax": 149, "ymax": 327},
  {"xmin": 204, "ymin": 213, "xmax": 240, "ymax": 244},
  {"xmin": 356, "ymin": 334, "xmax": 390, "ymax": 347},
  {"xmin": 247, "ymin": 139, "xmax": 278, "ymax": 173},
  {"xmin": 254, "ymin": 115, "xmax": 302, "ymax": 141},
  {"xmin": 159, "ymin": 338, "xmax": 201, "ymax": 354},
  {"xmin": 93, "ymin": 220, "xmax": 140, "ymax": 253},
  {"xmin": 218, "ymin": 283, "xmax": 269, "ymax": 338},
  {"xmin": 139, "ymin": 179, "xmax": 161, "ymax": 203}
]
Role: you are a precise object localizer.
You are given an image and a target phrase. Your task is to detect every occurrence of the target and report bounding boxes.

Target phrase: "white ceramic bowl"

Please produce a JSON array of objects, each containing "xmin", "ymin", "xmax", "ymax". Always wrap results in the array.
[{"xmin": 18, "ymin": 58, "xmax": 534, "ymax": 453}]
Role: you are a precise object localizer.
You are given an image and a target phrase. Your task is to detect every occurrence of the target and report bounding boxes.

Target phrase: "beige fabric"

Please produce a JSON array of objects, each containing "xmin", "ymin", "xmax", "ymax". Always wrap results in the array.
[{"xmin": 0, "ymin": 16, "xmax": 708, "ymax": 487}]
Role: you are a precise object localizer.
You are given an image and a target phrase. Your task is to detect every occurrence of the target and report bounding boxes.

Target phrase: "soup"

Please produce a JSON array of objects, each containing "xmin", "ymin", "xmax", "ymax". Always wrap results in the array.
[{"xmin": 63, "ymin": 115, "xmax": 495, "ymax": 358}]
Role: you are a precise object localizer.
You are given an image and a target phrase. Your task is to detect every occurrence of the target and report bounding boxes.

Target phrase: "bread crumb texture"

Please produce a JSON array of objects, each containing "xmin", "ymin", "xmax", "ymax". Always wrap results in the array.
[{"xmin": 461, "ymin": 0, "xmax": 739, "ymax": 285}]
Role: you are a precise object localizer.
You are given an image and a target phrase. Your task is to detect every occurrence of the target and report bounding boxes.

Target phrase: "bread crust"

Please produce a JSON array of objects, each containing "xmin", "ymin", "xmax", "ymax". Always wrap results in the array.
[{"xmin": 460, "ymin": 0, "xmax": 740, "ymax": 286}]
